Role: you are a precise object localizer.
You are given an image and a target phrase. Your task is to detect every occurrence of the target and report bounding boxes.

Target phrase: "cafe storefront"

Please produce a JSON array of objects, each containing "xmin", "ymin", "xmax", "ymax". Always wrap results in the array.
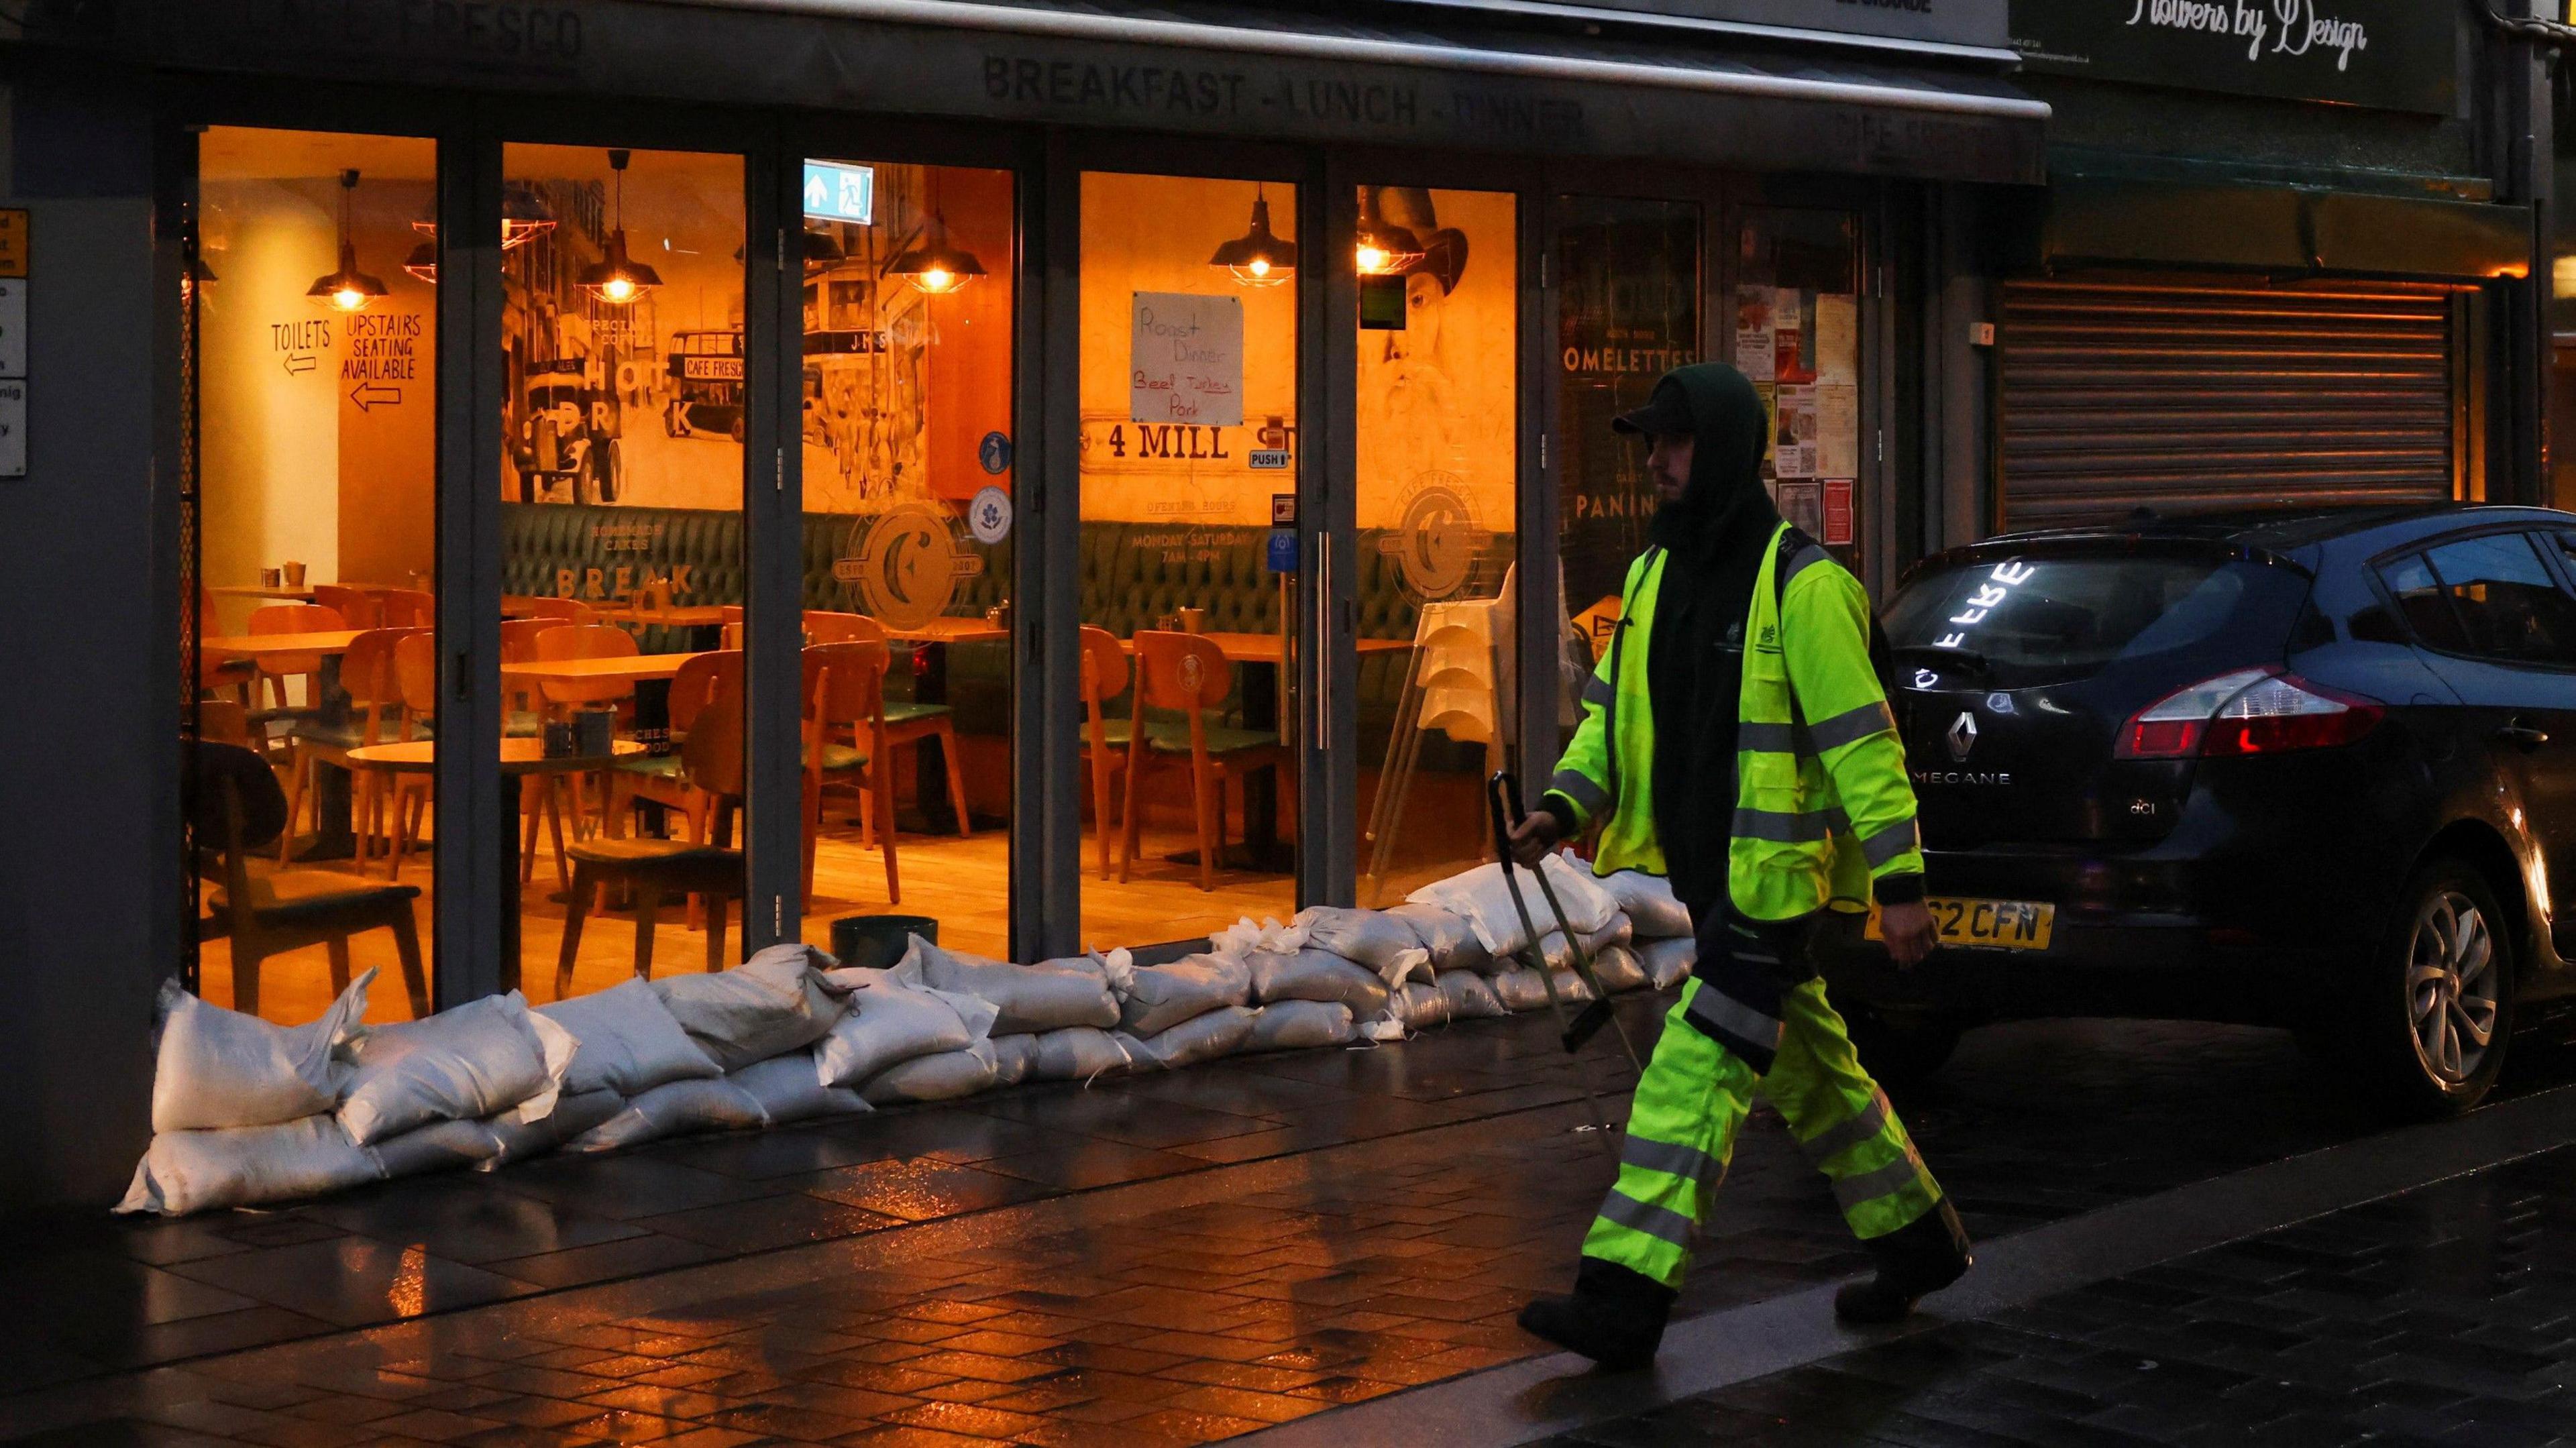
[{"xmin": 0, "ymin": 0, "xmax": 2047, "ymax": 1204}]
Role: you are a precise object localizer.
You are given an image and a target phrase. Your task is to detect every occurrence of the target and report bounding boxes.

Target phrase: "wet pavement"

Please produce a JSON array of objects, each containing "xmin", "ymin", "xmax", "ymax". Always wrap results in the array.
[{"xmin": 2, "ymin": 999, "xmax": 2569, "ymax": 1447}]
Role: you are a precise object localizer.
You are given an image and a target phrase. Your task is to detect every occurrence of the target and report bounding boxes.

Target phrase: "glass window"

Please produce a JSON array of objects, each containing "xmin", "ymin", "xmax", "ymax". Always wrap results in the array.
[
  {"xmin": 798, "ymin": 158, "xmax": 1016, "ymax": 965},
  {"xmin": 1555, "ymin": 197, "xmax": 1699, "ymax": 736},
  {"xmin": 192, "ymin": 126, "xmax": 439, "ymax": 1025},
  {"xmin": 2379, "ymin": 552, "xmax": 2471, "ymax": 653},
  {"xmin": 2420, "ymin": 533, "xmax": 2576, "ymax": 665},
  {"xmin": 1733, "ymin": 209, "xmax": 1862, "ymax": 553},
  {"xmin": 1077, "ymin": 172, "xmax": 1300, "ymax": 949},
  {"xmin": 498, "ymin": 144, "xmax": 746, "ymax": 1000},
  {"xmin": 1885, "ymin": 553, "xmax": 2309, "ymax": 689},
  {"xmin": 1353, "ymin": 186, "xmax": 1517, "ymax": 905}
]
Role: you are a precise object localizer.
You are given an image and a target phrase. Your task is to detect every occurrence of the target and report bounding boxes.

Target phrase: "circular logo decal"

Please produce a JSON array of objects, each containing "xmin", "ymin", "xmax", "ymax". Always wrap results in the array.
[
  {"xmin": 968, "ymin": 485, "xmax": 1014, "ymax": 545},
  {"xmin": 979, "ymin": 430, "xmax": 1014, "ymax": 476},
  {"xmin": 1386, "ymin": 474, "xmax": 1490, "ymax": 604},
  {"xmin": 846, "ymin": 501, "xmax": 965, "ymax": 630}
]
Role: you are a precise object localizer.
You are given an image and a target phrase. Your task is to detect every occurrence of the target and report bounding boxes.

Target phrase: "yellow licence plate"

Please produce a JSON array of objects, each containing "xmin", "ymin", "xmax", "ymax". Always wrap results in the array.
[{"xmin": 1866, "ymin": 897, "xmax": 2056, "ymax": 952}]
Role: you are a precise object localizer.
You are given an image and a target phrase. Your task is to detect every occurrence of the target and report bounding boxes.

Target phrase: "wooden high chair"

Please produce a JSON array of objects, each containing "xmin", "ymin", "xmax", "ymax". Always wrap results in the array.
[
  {"xmin": 1120, "ymin": 630, "xmax": 1292, "ymax": 892},
  {"xmin": 1079, "ymin": 625, "xmax": 1130, "ymax": 879}
]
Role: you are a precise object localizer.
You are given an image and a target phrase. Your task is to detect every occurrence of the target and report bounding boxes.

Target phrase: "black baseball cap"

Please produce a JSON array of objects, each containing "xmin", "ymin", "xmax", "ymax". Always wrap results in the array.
[{"xmin": 1611, "ymin": 378, "xmax": 1694, "ymax": 438}]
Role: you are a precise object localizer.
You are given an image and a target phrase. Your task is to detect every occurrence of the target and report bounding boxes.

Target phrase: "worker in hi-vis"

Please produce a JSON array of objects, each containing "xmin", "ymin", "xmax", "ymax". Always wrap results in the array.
[{"xmin": 1510, "ymin": 361, "xmax": 1972, "ymax": 1370}]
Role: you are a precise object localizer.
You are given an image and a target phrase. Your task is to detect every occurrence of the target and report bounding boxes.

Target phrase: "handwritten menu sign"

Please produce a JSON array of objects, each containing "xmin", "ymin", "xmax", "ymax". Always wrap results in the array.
[{"xmin": 1130, "ymin": 291, "xmax": 1243, "ymax": 427}]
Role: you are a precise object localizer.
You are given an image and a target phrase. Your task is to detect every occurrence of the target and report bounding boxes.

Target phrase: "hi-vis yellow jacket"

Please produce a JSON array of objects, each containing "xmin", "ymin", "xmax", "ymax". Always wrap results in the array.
[{"xmin": 1546, "ymin": 523, "xmax": 1924, "ymax": 922}]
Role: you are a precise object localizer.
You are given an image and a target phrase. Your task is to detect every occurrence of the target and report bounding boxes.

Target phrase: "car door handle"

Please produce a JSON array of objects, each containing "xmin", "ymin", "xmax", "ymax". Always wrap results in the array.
[{"xmin": 2496, "ymin": 722, "xmax": 2551, "ymax": 748}]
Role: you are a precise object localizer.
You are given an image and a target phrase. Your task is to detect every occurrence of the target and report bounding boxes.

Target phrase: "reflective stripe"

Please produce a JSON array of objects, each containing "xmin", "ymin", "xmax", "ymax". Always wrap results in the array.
[
  {"xmin": 1684, "ymin": 987, "xmax": 1784, "ymax": 1054},
  {"xmin": 1552, "ymin": 769, "xmax": 1611, "ymax": 818},
  {"xmin": 1831, "ymin": 1150, "xmax": 1929, "ymax": 1213},
  {"xmin": 1622, "ymin": 1135, "xmax": 1724, "ymax": 1187},
  {"xmin": 1782, "ymin": 544, "xmax": 1833, "ymax": 588},
  {"xmin": 1581, "ymin": 672, "xmax": 1615, "ymax": 709},
  {"xmin": 1733, "ymin": 805, "xmax": 1849, "ymax": 844},
  {"xmin": 1859, "ymin": 816, "xmax": 1921, "ymax": 869},
  {"xmin": 1808, "ymin": 700, "xmax": 1896, "ymax": 753},
  {"xmin": 1597, "ymin": 1186, "xmax": 1697, "ymax": 1248},
  {"xmin": 1738, "ymin": 721, "xmax": 1805, "ymax": 755},
  {"xmin": 1797, "ymin": 1090, "xmax": 1892, "ymax": 1165}
]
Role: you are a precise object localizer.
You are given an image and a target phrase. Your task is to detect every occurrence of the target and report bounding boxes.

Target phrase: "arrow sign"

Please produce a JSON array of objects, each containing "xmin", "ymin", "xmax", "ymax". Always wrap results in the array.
[
  {"xmin": 804, "ymin": 174, "xmax": 828, "ymax": 213},
  {"xmin": 350, "ymin": 382, "xmax": 402, "ymax": 411},
  {"xmin": 282, "ymin": 352, "xmax": 317, "ymax": 376}
]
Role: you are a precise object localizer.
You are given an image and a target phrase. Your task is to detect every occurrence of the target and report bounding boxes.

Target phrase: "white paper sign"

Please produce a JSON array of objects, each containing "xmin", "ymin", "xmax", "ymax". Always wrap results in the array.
[{"xmin": 1130, "ymin": 291, "xmax": 1243, "ymax": 427}]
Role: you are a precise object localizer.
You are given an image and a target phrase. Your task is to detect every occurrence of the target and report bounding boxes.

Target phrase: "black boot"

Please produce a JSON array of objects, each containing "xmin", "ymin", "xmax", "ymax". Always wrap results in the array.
[
  {"xmin": 1835, "ymin": 1199, "xmax": 1972, "ymax": 1325},
  {"xmin": 1518, "ymin": 1258, "xmax": 1676, "ymax": 1372}
]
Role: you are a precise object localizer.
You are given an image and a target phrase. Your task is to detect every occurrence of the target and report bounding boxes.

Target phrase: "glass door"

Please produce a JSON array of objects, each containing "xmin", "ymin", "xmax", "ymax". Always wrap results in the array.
[
  {"xmin": 796, "ymin": 154, "xmax": 1018, "ymax": 964},
  {"xmin": 188, "ymin": 125, "xmax": 442, "ymax": 1025},
  {"xmin": 1349, "ymin": 184, "xmax": 1521, "ymax": 905},
  {"xmin": 1730, "ymin": 206, "xmax": 1865, "ymax": 563},
  {"xmin": 1076, "ymin": 170, "xmax": 1303, "ymax": 950},
  {"xmin": 494, "ymin": 141, "xmax": 750, "ymax": 1000}
]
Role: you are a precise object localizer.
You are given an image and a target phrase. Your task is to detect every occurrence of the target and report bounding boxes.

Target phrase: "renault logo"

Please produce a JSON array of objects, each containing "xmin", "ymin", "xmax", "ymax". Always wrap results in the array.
[{"xmin": 1947, "ymin": 712, "xmax": 1979, "ymax": 762}]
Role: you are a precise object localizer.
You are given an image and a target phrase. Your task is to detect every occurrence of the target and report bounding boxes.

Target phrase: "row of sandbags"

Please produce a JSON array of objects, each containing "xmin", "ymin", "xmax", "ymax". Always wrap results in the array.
[{"xmin": 119, "ymin": 852, "xmax": 1697, "ymax": 1216}]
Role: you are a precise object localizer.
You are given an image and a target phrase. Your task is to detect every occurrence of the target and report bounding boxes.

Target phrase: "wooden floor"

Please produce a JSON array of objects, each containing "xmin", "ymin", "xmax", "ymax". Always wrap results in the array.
[{"xmin": 197, "ymin": 765, "xmax": 1493, "ymax": 1027}]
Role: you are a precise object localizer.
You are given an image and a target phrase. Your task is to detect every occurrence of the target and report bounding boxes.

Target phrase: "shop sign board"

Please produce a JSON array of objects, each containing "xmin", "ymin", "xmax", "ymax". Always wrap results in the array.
[
  {"xmin": 1129, "ymin": 291, "xmax": 1243, "ymax": 428},
  {"xmin": 1382, "ymin": 0, "xmax": 2008, "ymax": 49},
  {"xmin": 802, "ymin": 160, "xmax": 873, "ymax": 225},
  {"xmin": 2008, "ymin": 0, "xmax": 2457, "ymax": 115}
]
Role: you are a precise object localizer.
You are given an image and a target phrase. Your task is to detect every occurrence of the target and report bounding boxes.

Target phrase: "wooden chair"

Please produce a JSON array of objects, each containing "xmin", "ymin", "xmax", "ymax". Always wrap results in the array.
[
  {"xmin": 197, "ymin": 698, "xmax": 253, "ymax": 748},
  {"xmin": 313, "ymin": 585, "xmax": 382, "ymax": 629},
  {"xmin": 803, "ymin": 639, "xmax": 899, "ymax": 903},
  {"xmin": 808, "ymin": 613, "xmax": 972, "ymax": 838},
  {"xmin": 555, "ymin": 684, "xmax": 748, "ymax": 994},
  {"xmin": 246, "ymin": 603, "xmax": 347, "ymax": 732},
  {"xmin": 1120, "ymin": 630, "xmax": 1293, "ymax": 891},
  {"xmin": 380, "ymin": 631, "xmax": 441, "ymax": 881},
  {"xmin": 524, "ymin": 597, "xmax": 598, "ymax": 626},
  {"xmin": 370, "ymin": 588, "xmax": 436, "ymax": 628},
  {"xmin": 718, "ymin": 603, "xmax": 746, "ymax": 649},
  {"xmin": 193, "ymin": 739, "xmax": 430, "ymax": 1020},
  {"xmin": 1079, "ymin": 625, "xmax": 1130, "ymax": 879},
  {"xmin": 524, "ymin": 624, "xmax": 639, "ymax": 875},
  {"xmin": 278, "ymin": 626, "xmax": 420, "ymax": 868},
  {"xmin": 197, "ymin": 584, "xmax": 259, "ymax": 707},
  {"xmin": 617, "ymin": 648, "xmax": 744, "ymax": 851},
  {"xmin": 804, "ymin": 610, "xmax": 871, "ymax": 644}
]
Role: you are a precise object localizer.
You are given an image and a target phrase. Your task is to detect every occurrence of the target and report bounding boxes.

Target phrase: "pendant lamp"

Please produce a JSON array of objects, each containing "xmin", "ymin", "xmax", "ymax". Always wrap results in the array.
[
  {"xmin": 1352, "ymin": 186, "xmax": 1424, "ymax": 278},
  {"xmin": 403, "ymin": 239, "xmax": 439, "ymax": 284},
  {"xmin": 307, "ymin": 169, "xmax": 388, "ymax": 313},
  {"xmin": 888, "ymin": 176, "xmax": 985, "ymax": 296},
  {"xmin": 1210, "ymin": 184, "xmax": 1295, "ymax": 288},
  {"xmin": 576, "ymin": 150, "xmax": 662, "ymax": 307}
]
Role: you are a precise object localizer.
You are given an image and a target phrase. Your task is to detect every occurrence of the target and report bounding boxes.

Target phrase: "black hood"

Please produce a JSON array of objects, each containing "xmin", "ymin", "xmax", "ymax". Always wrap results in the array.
[{"xmin": 1644, "ymin": 362, "xmax": 1778, "ymax": 567}]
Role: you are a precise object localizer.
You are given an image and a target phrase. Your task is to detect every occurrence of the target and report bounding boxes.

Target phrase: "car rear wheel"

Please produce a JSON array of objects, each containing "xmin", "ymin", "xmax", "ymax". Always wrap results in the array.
[
  {"xmin": 1841, "ymin": 1003, "xmax": 1961, "ymax": 1086},
  {"xmin": 2338, "ymin": 859, "xmax": 2513, "ymax": 1119}
]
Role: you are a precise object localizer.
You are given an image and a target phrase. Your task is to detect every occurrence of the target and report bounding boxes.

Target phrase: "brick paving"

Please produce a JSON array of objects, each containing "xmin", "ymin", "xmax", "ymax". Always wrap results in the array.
[
  {"xmin": 1542, "ymin": 1143, "xmax": 2576, "ymax": 1448},
  {"xmin": 1, "ymin": 1007, "xmax": 2548, "ymax": 1447}
]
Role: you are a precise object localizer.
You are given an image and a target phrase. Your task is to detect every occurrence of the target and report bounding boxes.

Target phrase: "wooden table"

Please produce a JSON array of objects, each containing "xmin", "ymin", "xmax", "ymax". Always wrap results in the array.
[
  {"xmin": 884, "ymin": 618, "xmax": 1008, "ymax": 647},
  {"xmin": 502, "ymin": 653, "xmax": 704, "ymax": 688},
  {"xmin": 349, "ymin": 738, "xmax": 649, "ymax": 991},
  {"xmin": 208, "ymin": 583, "xmax": 317, "ymax": 602},
  {"xmin": 609, "ymin": 604, "xmax": 731, "ymax": 627},
  {"xmin": 1117, "ymin": 631, "xmax": 1411, "ymax": 665},
  {"xmin": 200, "ymin": 629, "xmax": 366, "ymax": 661}
]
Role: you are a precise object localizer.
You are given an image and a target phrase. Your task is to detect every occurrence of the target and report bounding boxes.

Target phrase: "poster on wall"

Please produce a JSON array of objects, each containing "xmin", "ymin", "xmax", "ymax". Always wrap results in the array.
[{"xmin": 1130, "ymin": 291, "xmax": 1244, "ymax": 427}]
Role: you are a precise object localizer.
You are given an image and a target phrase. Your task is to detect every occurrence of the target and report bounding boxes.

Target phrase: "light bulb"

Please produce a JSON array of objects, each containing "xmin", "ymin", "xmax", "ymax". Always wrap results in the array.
[
  {"xmin": 1355, "ymin": 243, "xmax": 1391, "ymax": 275},
  {"xmin": 1246, "ymin": 257, "xmax": 1271, "ymax": 278},
  {"xmin": 331, "ymin": 286, "xmax": 370, "ymax": 312},
  {"xmin": 917, "ymin": 267, "xmax": 955, "ymax": 294},
  {"xmin": 601, "ymin": 276, "xmax": 636, "ymax": 304}
]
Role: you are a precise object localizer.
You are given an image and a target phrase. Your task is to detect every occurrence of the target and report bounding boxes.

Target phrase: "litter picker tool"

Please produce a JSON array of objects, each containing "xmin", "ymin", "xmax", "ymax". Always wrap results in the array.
[{"xmin": 1487, "ymin": 773, "xmax": 1646, "ymax": 1078}]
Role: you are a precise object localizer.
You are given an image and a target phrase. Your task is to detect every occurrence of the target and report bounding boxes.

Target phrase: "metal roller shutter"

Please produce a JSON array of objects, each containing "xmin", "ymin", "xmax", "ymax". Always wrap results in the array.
[{"xmin": 1997, "ymin": 278, "xmax": 2461, "ymax": 532}]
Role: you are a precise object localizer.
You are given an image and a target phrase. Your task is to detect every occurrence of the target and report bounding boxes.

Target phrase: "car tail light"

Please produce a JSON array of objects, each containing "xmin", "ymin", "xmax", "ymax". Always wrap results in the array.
[{"xmin": 2116, "ymin": 667, "xmax": 2383, "ymax": 759}]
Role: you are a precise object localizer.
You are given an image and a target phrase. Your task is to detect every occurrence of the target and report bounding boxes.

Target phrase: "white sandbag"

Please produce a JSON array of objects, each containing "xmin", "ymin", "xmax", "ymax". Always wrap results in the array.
[
  {"xmin": 1028, "ymin": 1026, "xmax": 1132, "ymax": 1082},
  {"xmin": 1388, "ymin": 902, "xmax": 1491, "ymax": 974},
  {"xmin": 901, "ymin": 937, "xmax": 1119, "ymax": 1034},
  {"xmin": 150, "ymin": 970, "xmax": 371, "ymax": 1133},
  {"xmin": 1117, "ymin": 1005, "xmax": 1257, "ymax": 1070},
  {"xmin": 1600, "ymin": 870, "xmax": 1695, "ymax": 940},
  {"xmin": 1211, "ymin": 915, "xmax": 1307, "ymax": 958},
  {"xmin": 539, "ymin": 979, "xmax": 721, "ymax": 1097},
  {"xmin": 1407, "ymin": 852, "xmax": 1619, "ymax": 959},
  {"xmin": 1244, "ymin": 1001, "xmax": 1354, "ymax": 1052},
  {"xmin": 482, "ymin": 1088, "xmax": 626, "ymax": 1168},
  {"xmin": 1248, "ymin": 948, "xmax": 1390, "ymax": 1015},
  {"xmin": 729, "ymin": 1052, "xmax": 871, "ymax": 1124},
  {"xmin": 989, "ymin": 1033, "xmax": 1040, "ymax": 1088},
  {"xmin": 861, "ymin": 1040, "xmax": 1000, "ymax": 1105},
  {"xmin": 1591, "ymin": 944, "xmax": 1650, "ymax": 994},
  {"xmin": 566, "ymin": 1077, "xmax": 767, "ymax": 1152},
  {"xmin": 1393, "ymin": 981, "xmax": 1451, "ymax": 1031},
  {"xmin": 1551, "ymin": 968, "xmax": 1598, "ymax": 1004},
  {"xmin": 1117, "ymin": 953, "xmax": 1252, "ymax": 1036},
  {"xmin": 1513, "ymin": 919, "xmax": 1634, "ymax": 974},
  {"xmin": 651, "ymin": 944, "xmax": 850, "ymax": 1072},
  {"xmin": 1491, "ymin": 966, "xmax": 1553, "ymax": 1013},
  {"xmin": 814, "ymin": 976, "xmax": 991, "ymax": 1087},
  {"xmin": 1294, "ymin": 907, "xmax": 1431, "ymax": 973},
  {"xmin": 335, "ymin": 992, "xmax": 576, "ymax": 1146},
  {"xmin": 1438, "ymin": 970, "xmax": 1507, "ymax": 1021},
  {"xmin": 1640, "ymin": 935, "xmax": 1695, "ymax": 989},
  {"xmin": 369, "ymin": 1117, "xmax": 502, "ymax": 1179},
  {"xmin": 117, "ymin": 1116, "xmax": 381, "ymax": 1216}
]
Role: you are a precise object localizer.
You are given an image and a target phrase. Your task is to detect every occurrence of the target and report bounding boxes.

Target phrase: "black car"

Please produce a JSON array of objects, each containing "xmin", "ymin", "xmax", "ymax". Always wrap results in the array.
[{"xmin": 1824, "ymin": 504, "xmax": 2576, "ymax": 1117}]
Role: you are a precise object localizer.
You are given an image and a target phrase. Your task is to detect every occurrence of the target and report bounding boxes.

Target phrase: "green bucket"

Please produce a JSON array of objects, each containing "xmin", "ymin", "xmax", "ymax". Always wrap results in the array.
[{"xmin": 830, "ymin": 914, "xmax": 938, "ymax": 972}]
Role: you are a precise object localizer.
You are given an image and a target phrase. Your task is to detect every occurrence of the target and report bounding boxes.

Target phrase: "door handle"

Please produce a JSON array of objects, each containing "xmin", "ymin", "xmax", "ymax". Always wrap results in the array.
[{"xmin": 2496, "ymin": 721, "xmax": 2551, "ymax": 748}]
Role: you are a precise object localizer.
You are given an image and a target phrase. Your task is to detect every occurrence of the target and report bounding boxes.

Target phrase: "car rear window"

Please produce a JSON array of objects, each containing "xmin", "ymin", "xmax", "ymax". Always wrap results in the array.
[
  {"xmin": 1885, "ymin": 553, "xmax": 2293, "ymax": 687},
  {"xmin": 2379, "ymin": 533, "xmax": 2576, "ymax": 666}
]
